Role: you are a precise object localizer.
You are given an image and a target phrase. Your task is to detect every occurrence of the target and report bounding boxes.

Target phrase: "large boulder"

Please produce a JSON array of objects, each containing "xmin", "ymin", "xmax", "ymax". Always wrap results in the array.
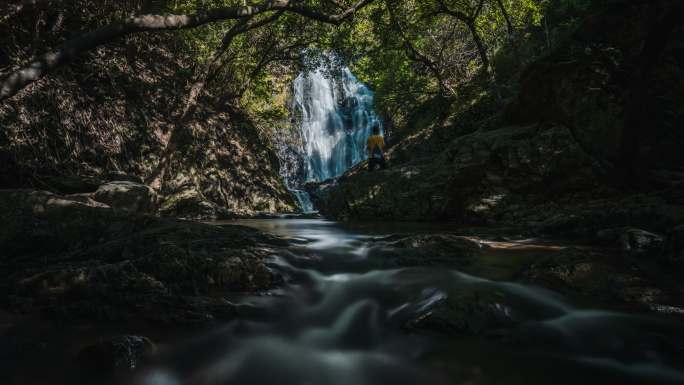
[
  {"xmin": 518, "ymin": 247, "xmax": 670, "ymax": 309},
  {"xmin": 0, "ymin": 189, "xmax": 117, "ymax": 258},
  {"xmin": 159, "ymin": 185, "xmax": 235, "ymax": 220},
  {"xmin": 92, "ymin": 181, "xmax": 158, "ymax": 214},
  {"xmin": 309, "ymin": 124, "xmax": 595, "ymax": 223},
  {"xmin": 307, "ymin": 161, "xmax": 482, "ymax": 221},
  {"xmin": 0, "ymin": 189, "xmax": 283, "ymax": 323},
  {"xmin": 403, "ymin": 290, "xmax": 522, "ymax": 336},
  {"xmin": 367, "ymin": 233, "xmax": 486, "ymax": 268},
  {"xmin": 619, "ymin": 228, "xmax": 664, "ymax": 257}
]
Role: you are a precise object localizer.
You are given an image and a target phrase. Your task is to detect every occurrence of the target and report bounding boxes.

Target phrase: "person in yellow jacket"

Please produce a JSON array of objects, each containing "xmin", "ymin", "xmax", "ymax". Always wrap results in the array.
[{"xmin": 367, "ymin": 123, "xmax": 386, "ymax": 171}]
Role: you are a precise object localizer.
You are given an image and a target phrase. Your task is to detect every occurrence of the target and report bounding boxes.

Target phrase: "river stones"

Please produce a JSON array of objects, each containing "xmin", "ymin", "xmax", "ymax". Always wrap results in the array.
[
  {"xmin": 619, "ymin": 228, "xmax": 664, "ymax": 257},
  {"xmin": 518, "ymin": 247, "xmax": 670, "ymax": 309},
  {"xmin": 367, "ymin": 234, "xmax": 487, "ymax": 268},
  {"xmin": 404, "ymin": 290, "xmax": 520, "ymax": 336},
  {"xmin": 77, "ymin": 335, "xmax": 155, "ymax": 372},
  {"xmin": 0, "ymin": 189, "xmax": 282, "ymax": 324}
]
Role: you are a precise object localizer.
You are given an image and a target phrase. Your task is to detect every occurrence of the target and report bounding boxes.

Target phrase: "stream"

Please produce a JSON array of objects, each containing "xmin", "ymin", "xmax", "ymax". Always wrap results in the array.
[{"xmin": 112, "ymin": 218, "xmax": 684, "ymax": 385}]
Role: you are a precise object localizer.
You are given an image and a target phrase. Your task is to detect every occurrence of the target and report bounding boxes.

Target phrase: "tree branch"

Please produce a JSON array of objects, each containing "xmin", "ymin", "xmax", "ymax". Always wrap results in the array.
[
  {"xmin": 0, "ymin": 0, "xmax": 376, "ymax": 102},
  {"xmin": 436, "ymin": 0, "xmax": 471, "ymax": 22},
  {"xmin": 388, "ymin": 2, "xmax": 455, "ymax": 96}
]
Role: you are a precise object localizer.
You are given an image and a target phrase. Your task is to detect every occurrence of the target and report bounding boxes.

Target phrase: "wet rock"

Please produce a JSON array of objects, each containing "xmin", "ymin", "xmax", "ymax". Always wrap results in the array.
[
  {"xmin": 404, "ymin": 291, "xmax": 520, "ymax": 336},
  {"xmin": 368, "ymin": 234, "xmax": 486, "ymax": 268},
  {"xmin": 92, "ymin": 181, "xmax": 158, "ymax": 214},
  {"xmin": 619, "ymin": 228, "xmax": 663, "ymax": 257},
  {"xmin": 77, "ymin": 335, "xmax": 155, "ymax": 372}
]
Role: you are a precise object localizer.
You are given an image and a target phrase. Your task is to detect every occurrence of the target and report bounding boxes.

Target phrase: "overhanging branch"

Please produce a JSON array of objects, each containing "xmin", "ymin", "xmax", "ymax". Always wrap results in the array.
[{"xmin": 0, "ymin": 0, "xmax": 375, "ymax": 102}]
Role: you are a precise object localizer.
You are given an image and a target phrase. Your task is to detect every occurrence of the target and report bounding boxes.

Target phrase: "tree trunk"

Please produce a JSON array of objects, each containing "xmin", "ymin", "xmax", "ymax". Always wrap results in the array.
[
  {"xmin": 466, "ymin": 21, "xmax": 489, "ymax": 74},
  {"xmin": 494, "ymin": 0, "xmax": 520, "ymax": 65},
  {"xmin": 494, "ymin": 0, "xmax": 513, "ymax": 36}
]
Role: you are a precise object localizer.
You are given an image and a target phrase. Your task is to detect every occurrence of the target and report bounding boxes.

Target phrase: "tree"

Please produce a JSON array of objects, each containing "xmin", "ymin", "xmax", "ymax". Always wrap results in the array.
[
  {"xmin": 434, "ymin": 0, "xmax": 490, "ymax": 75},
  {"xmin": 0, "ymin": 0, "xmax": 376, "ymax": 102}
]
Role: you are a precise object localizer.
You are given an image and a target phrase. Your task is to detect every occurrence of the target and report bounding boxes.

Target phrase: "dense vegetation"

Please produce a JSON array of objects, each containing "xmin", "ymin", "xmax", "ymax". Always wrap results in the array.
[
  {"xmin": 4, "ymin": 1, "xmax": 682, "ymax": 190},
  {"xmin": 2, "ymin": 2, "xmax": 684, "ymax": 384}
]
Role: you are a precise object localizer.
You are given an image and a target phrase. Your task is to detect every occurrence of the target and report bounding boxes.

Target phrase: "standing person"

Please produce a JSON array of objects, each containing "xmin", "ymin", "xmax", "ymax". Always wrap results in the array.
[{"xmin": 367, "ymin": 123, "xmax": 386, "ymax": 171}]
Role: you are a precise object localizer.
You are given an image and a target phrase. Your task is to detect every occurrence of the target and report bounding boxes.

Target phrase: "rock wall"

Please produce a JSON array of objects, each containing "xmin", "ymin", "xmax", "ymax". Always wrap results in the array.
[
  {"xmin": 309, "ymin": 4, "xmax": 684, "ymax": 237},
  {"xmin": 0, "ymin": 189, "xmax": 282, "ymax": 323},
  {"xmin": 0, "ymin": 4, "xmax": 296, "ymax": 217},
  {"xmin": 308, "ymin": 124, "xmax": 597, "ymax": 223}
]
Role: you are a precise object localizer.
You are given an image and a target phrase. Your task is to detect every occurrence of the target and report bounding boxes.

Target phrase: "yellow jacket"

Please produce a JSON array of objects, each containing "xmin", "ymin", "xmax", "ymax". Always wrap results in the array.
[{"xmin": 367, "ymin": 135, "xmax": 385, "ymax": 156}]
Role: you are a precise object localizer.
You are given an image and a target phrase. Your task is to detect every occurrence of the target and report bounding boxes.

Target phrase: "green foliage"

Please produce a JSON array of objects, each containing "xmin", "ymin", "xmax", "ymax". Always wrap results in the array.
[{"xmin": 1, "ymin": 0, "xmax": 600, "ymax": 148}]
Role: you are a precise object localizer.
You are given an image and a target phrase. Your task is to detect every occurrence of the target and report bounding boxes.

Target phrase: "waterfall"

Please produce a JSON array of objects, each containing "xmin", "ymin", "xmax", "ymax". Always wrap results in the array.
[
  {"xmin": 280, "ymin": 61, "xmax": 382, "ymax": 214},
  {"xmin": 290, "ymin": 188, "xmax": 314, "ymax": 213},
  {"xmin": 292, "ymin": 66, "xmax": 382, "ymax": 183}
]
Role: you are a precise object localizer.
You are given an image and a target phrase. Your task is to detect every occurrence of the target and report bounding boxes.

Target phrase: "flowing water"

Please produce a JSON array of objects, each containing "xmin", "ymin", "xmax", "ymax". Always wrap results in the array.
[
  {"xmin": 111, "ymin": 219, "xmax": 682, "ymax": 385},
  {"xmin": 6, "ymin": 67, "xmax": 683, "ymax": 384},
  {"xmin": 291, "ymin": 67, "xmax": 382, "ymax": 183},
  {"xmin": 4, "ymin": 219, "xmax": 684, "ymax": 384},
  {"xmin": 282, "ymin": 63, "xmax": 382, "ymax": 213}
]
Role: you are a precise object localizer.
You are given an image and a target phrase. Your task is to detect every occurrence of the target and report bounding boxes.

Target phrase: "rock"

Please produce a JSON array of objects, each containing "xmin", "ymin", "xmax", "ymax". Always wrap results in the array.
[
  {"xmin": 77, "ymin": 335, "xmax": 155, "ymax": 372},
  {"xmin": 0, "ymin": 189, "xmax": 118, "ymax": 259},
  {"xmin": 159, "ymin": 185, "xmax": 235, "ymax": 220},
  {"xmin": 404, "ymin": 291, "xmax": 520, "ymax": 336},
  {"xmin": 308, "ymin": 124, "xmax": 595, "ymax": 223},
  {"xmin": 105, "ymin": 171, "xmax": 144, "ymax": 184},
  {"xmin": 92, "ymin": 181, "xmax": 158, "ymax": 214},
  {"xmin": 663, "ymin": 225, "xmax": 684, "ymax": 268},
  {"xmin": 619, "ymin": 228, "xmax": 663, "ymax": 257},
  {"xmin": 519, "ymin": 247, "xmax": 668, "ymax": 308},
  {"xmin": 368, "ymin": 233, "xmax": 486, "ymax": 268},
  {"xmin": 0, "ymin": 189, "xmax": 282, "ymax": 323}
]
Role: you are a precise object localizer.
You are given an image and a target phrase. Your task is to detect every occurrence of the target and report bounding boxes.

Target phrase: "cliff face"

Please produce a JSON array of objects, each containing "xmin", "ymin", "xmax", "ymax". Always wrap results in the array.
[
  {"xmin": 0, "ymin": 3, "xmax": 296, "ymax": 216},
  {"xmin": 308, "ymin": 4, "xmax": 684, "ymax": 237}
]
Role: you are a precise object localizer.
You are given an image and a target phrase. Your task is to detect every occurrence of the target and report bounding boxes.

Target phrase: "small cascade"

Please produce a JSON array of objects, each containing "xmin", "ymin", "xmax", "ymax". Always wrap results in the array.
[{"xmin": 290, "ymin": 187, "xmax": 314, "ymax": 213}]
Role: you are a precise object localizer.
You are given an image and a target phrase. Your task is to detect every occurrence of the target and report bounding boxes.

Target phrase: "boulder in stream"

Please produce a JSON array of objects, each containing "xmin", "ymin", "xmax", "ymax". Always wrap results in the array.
[
  {"xmin": 92, "ymin": 181, "xmax": 158, "ymax": 214},
  {"xmin": 619, "ymin": 228, "xmax": 664, "ymax": 257},
  {"xmin": 368, "ymin": 233, "xmax": 487, "ymax": 268},
  {"xmin": 404, "ymin": 290, "xmax": 520, "ymax": 336}
]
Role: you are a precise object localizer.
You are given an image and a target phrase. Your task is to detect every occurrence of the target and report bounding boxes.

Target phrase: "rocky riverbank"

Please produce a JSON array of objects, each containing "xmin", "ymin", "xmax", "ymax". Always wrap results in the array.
[{"xmin": 0, "ymin": 188, "xmax": 287, "ymax": 324}]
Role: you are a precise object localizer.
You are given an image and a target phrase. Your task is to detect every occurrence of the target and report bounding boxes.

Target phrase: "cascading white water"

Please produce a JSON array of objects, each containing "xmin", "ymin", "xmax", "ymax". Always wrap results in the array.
[{"xmin": 292, "ymin": 66, "xmax": 382, "ymax": 183}]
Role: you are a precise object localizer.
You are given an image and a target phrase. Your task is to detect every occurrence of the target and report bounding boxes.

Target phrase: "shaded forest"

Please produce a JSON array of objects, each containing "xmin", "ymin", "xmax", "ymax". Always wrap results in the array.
[{"xmin": 1, "ymin": 1, "xmax": 684, "ymax": 385}]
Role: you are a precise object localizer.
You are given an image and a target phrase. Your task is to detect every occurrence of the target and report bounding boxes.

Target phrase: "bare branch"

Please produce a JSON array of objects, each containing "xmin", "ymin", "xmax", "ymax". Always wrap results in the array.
[
  {"xmin": 0, "ymin": 0, "xmax": 376, "ymax": 102},
  {"xmin": 436, "ymin": 0, "xmax": 471, "ymax": 22},
  {"xmin": 388, "ymin": 2, "xmax": 456, "ymax": 96}
]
